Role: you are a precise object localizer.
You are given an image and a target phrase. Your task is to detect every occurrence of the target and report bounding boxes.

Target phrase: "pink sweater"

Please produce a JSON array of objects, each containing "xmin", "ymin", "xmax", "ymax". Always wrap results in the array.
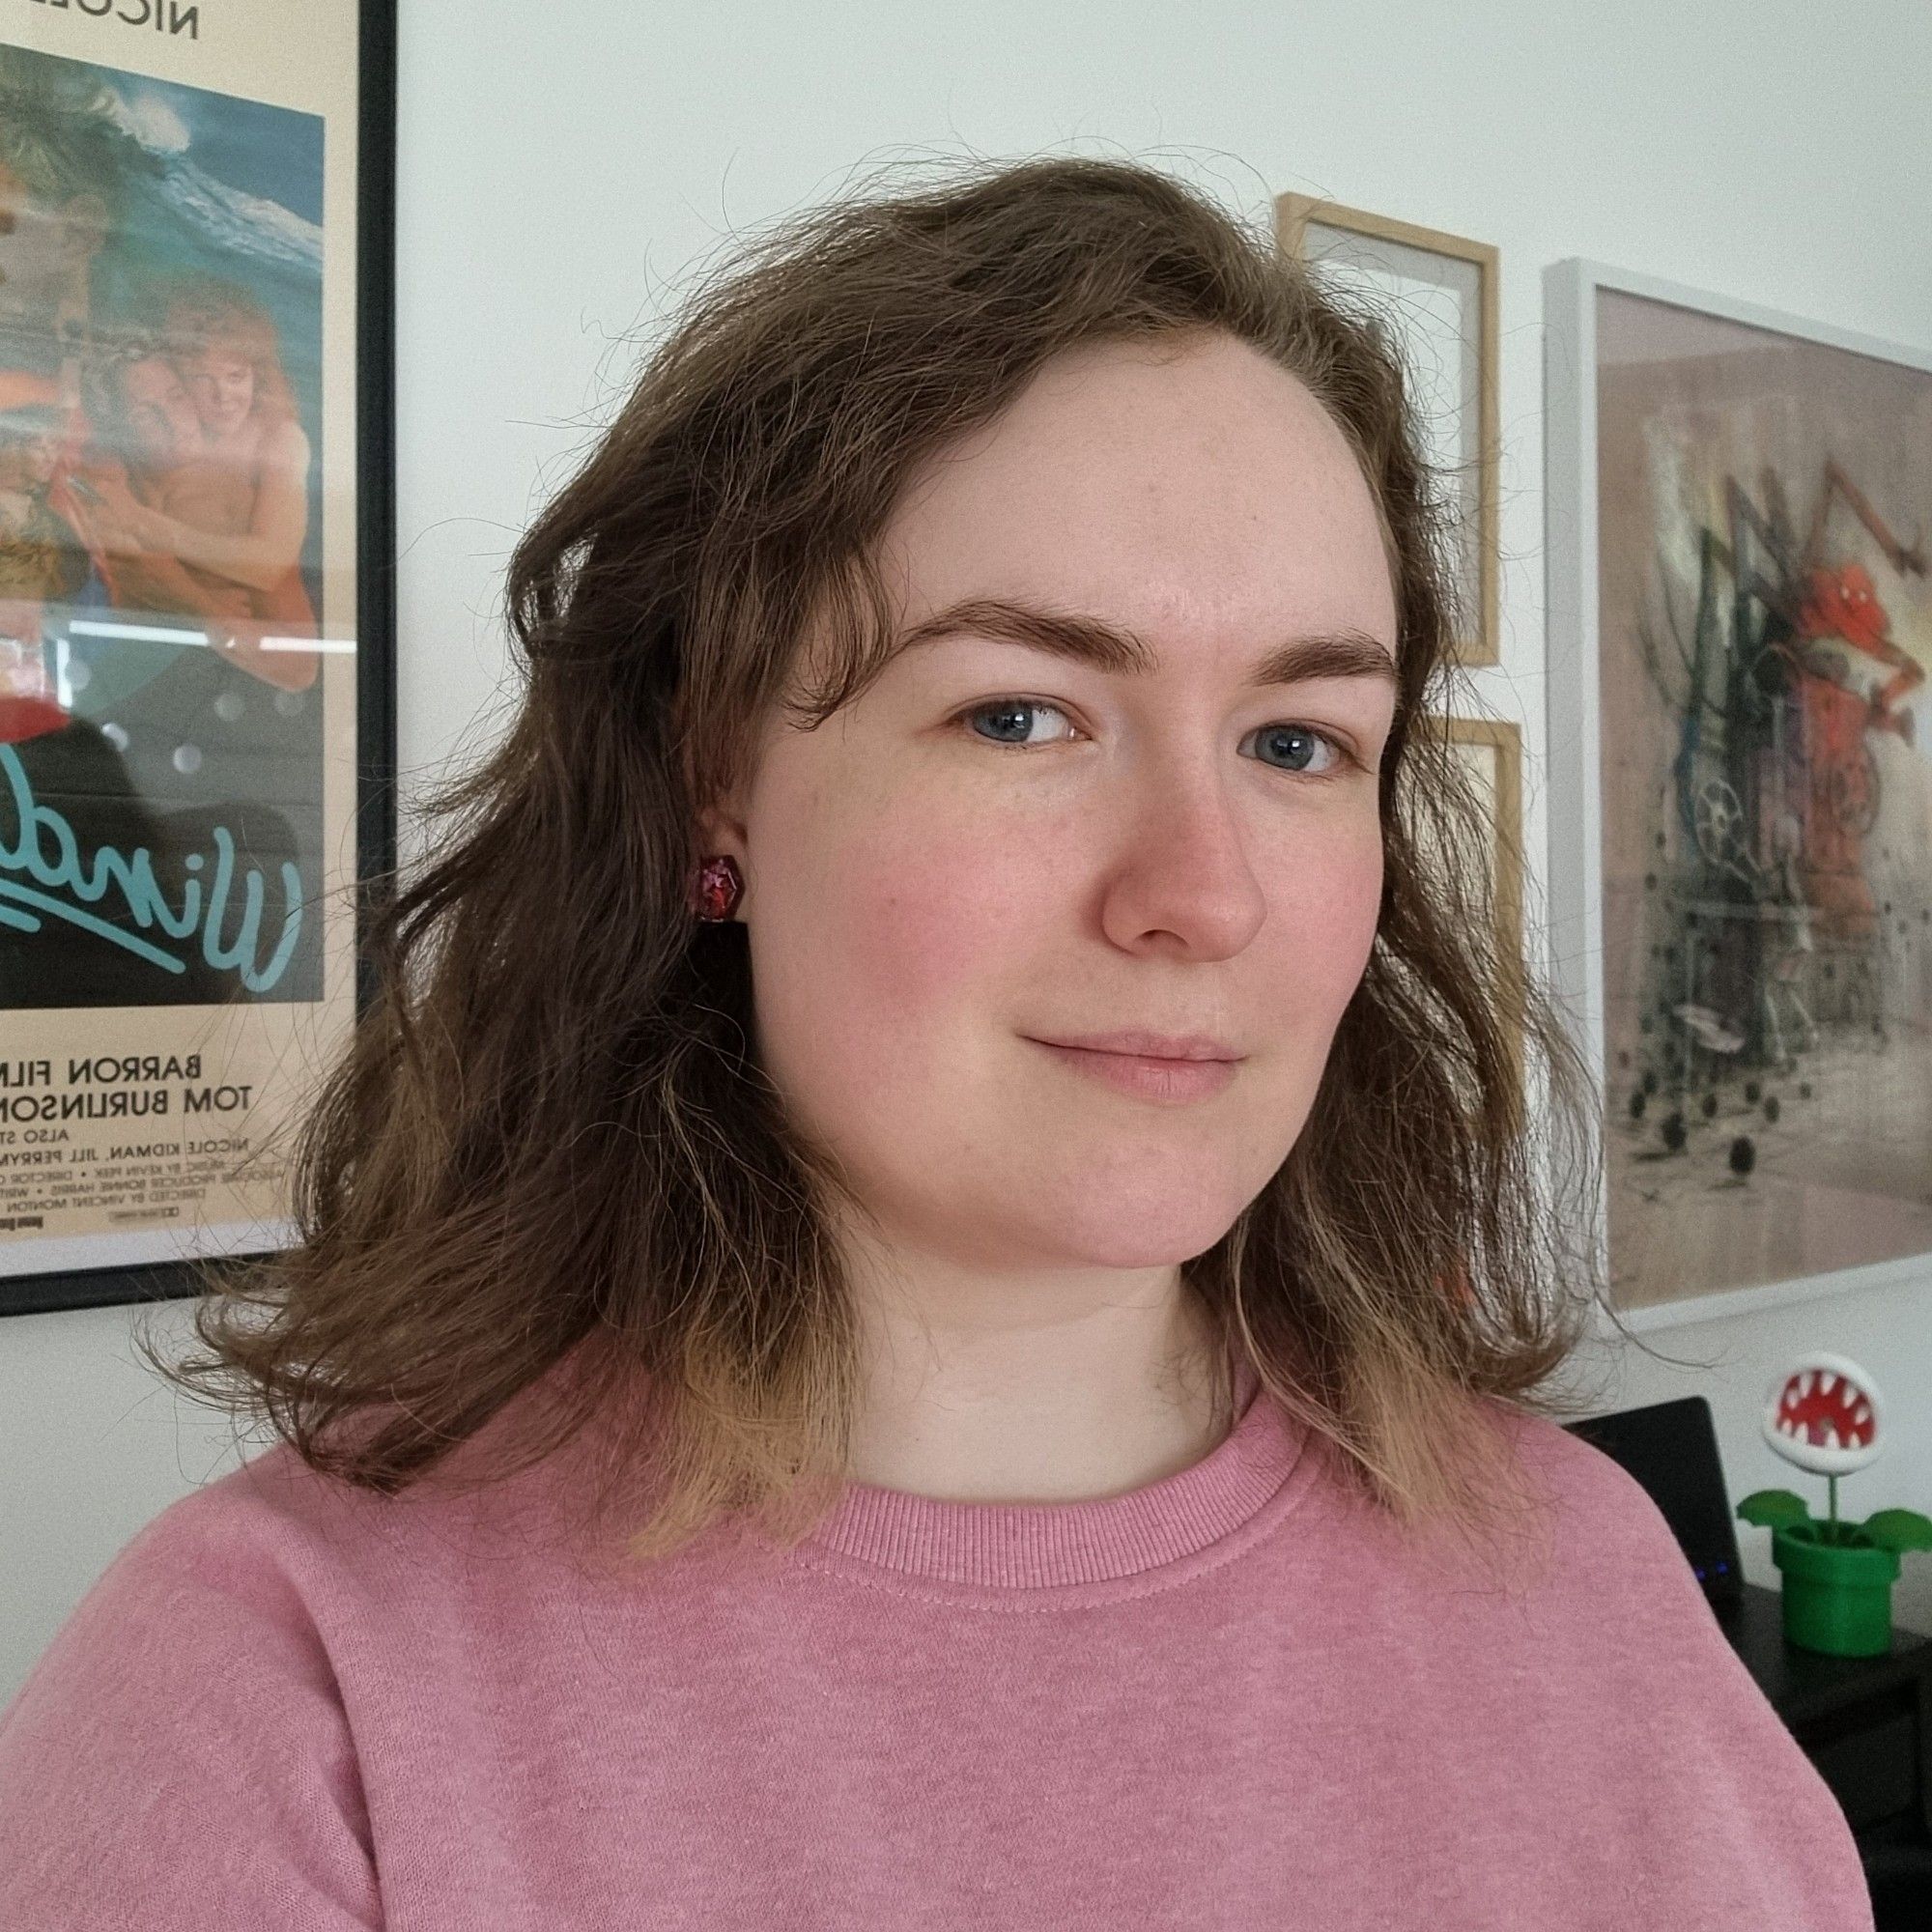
[{"xmin": 0, "ymin": 1365, "xmax": 1873, "ymax": 1929}]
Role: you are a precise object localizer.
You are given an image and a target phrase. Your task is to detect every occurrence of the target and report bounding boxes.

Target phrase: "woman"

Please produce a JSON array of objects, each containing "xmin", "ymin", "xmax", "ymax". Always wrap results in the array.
[{"xmin": 0, "ymin": 157, "xmax": 1873, "ymax": 1929}]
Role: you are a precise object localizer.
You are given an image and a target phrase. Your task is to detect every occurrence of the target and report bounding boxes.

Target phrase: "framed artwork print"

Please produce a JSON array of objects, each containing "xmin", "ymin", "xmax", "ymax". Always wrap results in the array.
[
  {"xmin": 1275, "ymin": 192, "xmax": 1500, "ymax": 668},
  {"xmin": 1546, "ymin": 258, "xmax": 1932, "ymax": 1326},
  {"xmin": 0, "ymin": 1, "xmax": 397, "ymax": 1316}
]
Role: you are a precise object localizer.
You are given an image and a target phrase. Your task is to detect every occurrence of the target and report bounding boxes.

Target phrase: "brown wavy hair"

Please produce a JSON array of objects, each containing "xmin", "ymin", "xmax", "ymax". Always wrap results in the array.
[{"xmin": 141, "ymin": 154, "xmax": 1657, "ymax": 1571}]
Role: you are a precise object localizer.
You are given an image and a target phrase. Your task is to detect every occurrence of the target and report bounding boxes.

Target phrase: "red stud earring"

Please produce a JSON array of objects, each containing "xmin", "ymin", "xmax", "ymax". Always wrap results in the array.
[{"xmin": 691, "ymin": 854, "xmax": 743, "ymax": 922}]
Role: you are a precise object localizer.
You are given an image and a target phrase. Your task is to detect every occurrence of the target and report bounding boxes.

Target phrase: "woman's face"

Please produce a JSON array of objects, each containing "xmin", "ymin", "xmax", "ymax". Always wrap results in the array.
[
  {"xmin": 714, "ymin": 330, "xmax": 1399, "ymax": 1276},
  {"xmin": 179, "ymin": 344, "xmax": 256, "ymax": 439}
]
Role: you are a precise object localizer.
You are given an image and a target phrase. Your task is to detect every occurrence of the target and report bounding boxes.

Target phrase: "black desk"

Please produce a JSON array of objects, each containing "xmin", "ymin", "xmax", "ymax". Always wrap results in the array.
[{"xmin": 1716, "ymin": 1581, "xmax": 1932, "ymax": 1878}]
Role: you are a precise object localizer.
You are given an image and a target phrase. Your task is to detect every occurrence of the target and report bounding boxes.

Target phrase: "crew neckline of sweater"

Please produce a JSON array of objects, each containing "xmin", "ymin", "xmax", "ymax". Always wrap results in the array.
[{"xmin": 787, "ymin": 1354, "xmax": 1318, "ymax": 1601}]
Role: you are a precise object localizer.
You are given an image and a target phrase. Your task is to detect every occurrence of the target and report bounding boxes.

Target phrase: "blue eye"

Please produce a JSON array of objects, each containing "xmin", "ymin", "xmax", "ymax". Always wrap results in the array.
[
  {"xmin": 953, "ymin": 700, "xmax": 1349, "ymax": 776},
  {"xmin": 1253, "ymin": 724, "xmax": 1336, "ymax": 773},
  {"xmin": 965, "ymin": 699, "xmax": 1056, "ymax": 746}
]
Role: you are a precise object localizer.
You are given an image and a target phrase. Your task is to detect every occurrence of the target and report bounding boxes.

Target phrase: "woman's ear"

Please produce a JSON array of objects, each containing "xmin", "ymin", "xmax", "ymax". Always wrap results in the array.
[{"xmin": 694, "ymin": 801, "xmax": 747, "ymax": 863}]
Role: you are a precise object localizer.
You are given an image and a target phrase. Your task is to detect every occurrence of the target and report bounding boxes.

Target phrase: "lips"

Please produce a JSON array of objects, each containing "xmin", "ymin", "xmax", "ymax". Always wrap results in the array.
[
  {"xmin": 1029, "ymin": 1030, "xmax": 1241, "ymax": 1063},
  {"xmin": 1032, "ymin": 1037, "xmax": 1238, "ymax": 1102}
]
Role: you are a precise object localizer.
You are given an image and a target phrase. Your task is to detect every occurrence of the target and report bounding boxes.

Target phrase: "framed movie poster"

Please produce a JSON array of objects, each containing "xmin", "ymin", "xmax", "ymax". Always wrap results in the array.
[
  {"xmin": 1546, "ymin": 258, "xmax": 1932, "ymax": 1324},
  {"xmin": 0, "ymin": 2, "xmax": 396, "ymax": 1317},
  {"xmin": 1275, "ymin": 192, "xmax": 1499, "ymax": 668}
]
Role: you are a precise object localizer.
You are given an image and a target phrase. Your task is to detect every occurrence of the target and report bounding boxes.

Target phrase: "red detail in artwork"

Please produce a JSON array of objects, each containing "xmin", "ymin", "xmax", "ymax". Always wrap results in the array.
[{"xmin": 1796, "ymin": 562, "xmax": 1891, "ymax": 655}]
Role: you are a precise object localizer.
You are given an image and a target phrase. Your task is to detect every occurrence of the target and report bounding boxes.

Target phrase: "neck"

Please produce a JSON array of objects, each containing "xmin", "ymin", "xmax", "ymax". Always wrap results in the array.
[{"xmin": 841, "ymin": 1239, "xmax": 1233, "ymax": 1505}]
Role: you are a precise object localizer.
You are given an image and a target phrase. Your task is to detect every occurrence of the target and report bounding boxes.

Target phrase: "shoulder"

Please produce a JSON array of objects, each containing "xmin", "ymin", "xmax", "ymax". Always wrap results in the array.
[
  {"xmin": 0, "ymin": 1447, "xmax": 390, "ymax": 1926},
  {"xmin": 1499, "ymin": 1414, "xmax": 1685, "ymax": 1546},
  {"xmin": 1, "ymin": 1442, "xmax": 408, "ymax": 1747},
  {"xmin": 1476, "ymin": 1409, "xmax": 1871, "ymax": 1914},
  {"xmin": 1502, "ymin": 1404, "xmax": 1643, "ymax": 1498},
  {"xmin": 1433, "ymin": 1407, "xmax": 1792, "ymax": 1766},
  {"xmin": 42, "ymin": 1429, "xmax": 578, "ymax": 1634},
  {"xmin": 1492, "ymin": 1401, "xmax": 1690, "ymax": 1551},
  {"xmin": 262, "ymin": 412, "xmax": 311, "ymax": 466},
  {"xmin": 0, "ymin": 1429, "xmax": 556, "ymax": 1766},
  {"xmin": 69, "ymin": 1440, "xmax": 421, "ymax": 1609},
  {"xmin": 1471, "ymin": 1402, "xmax": 1752, "ymax": 1662},
  {"xmin": 0, "ymin": 1433, "xmax": 598, "ymax": 1928}
]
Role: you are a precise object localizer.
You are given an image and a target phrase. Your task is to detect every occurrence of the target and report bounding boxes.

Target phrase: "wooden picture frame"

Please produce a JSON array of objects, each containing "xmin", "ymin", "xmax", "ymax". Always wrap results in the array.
[
  {"xmin": 1417, "ymin": 712, "xmax": 1525, "ymax": 1094},
  {"xmin": 1275, "ymin": 193, "xmax": 1500, "ymax": 669}
]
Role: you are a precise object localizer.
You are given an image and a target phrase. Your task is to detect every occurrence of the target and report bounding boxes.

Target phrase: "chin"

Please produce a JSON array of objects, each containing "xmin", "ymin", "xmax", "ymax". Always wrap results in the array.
[{"xmin": 1037, "ymin": 1192, "xmax": 1249, "ymax": 1270}]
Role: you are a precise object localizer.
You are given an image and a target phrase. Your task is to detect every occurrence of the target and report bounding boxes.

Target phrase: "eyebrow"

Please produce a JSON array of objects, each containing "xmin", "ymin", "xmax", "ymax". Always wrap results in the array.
[{"xmin": 889, "ymin": 596, "xmax": 1398, "ymax": 690}]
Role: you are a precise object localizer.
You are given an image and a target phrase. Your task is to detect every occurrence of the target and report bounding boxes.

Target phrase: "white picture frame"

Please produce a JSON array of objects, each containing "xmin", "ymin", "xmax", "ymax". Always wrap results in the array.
[{"xmin": 1545, "ymin": 258, "xmax": 1932, "ymax": 1333}]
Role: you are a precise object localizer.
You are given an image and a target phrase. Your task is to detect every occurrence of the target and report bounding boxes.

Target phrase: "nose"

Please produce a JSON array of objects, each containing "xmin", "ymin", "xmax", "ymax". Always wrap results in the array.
[{"xmin": 1095, "ymin": 755, "xmax": 1267, "ymax": 960}]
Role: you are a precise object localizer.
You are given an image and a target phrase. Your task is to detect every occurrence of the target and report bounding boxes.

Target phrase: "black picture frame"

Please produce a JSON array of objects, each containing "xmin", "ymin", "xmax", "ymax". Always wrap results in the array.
[{"xmin": 0, "ymin": 0, "xmax": 397, "ymax": 1318}]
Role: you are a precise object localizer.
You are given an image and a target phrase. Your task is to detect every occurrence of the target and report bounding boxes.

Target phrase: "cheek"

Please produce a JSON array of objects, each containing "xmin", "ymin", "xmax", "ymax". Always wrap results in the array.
[
  {"xmin": 746, "ymin": 811, "xmax": 1031, "ymax": 1178},
  {"xmin": 804, "ymin": 814, "xmax": 1021, "ymax": 1030},
  {"xmin": 1271, "ymin": 826, "xmax": 1383, "ymax": 1008}
]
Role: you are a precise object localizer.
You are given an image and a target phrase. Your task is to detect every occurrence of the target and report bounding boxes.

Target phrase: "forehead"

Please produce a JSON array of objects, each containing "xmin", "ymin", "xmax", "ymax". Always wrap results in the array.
[{"xmin": 875, "ymin": 331, "xmax": 1395, "ymax": 645}]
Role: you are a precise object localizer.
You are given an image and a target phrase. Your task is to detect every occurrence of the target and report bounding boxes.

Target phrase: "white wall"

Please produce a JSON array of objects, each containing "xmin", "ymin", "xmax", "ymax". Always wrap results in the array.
[{"xmin": 5, "ymin": 0, "xmax": 1930, "ymax": 1704}]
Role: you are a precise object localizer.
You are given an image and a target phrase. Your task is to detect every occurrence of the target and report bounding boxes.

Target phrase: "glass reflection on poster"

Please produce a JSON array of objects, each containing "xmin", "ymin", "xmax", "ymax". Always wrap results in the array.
[
  {"xmin": 0, "ymin": 5, "xmax": 393, "ymax": 1316},
  {"xmin": 1548, "ymin": 261, "xmax": 1932, "ymax": 1317}
]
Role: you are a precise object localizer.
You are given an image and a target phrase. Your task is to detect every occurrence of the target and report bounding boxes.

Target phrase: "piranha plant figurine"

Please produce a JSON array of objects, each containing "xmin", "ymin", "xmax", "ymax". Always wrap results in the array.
[{"xmin": 1736, "ymin": 1351, "xmax": 1932, "ymax": 1657}]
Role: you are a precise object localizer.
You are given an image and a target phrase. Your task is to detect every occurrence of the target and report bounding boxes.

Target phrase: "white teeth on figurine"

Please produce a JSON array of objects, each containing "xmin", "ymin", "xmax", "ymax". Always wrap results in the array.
[
  {"xmin": 1856, "ymin": 1406, "xmax": 1871, "ymax": 1425},
  {"xmin": 1800, "ymin": 1372, "xmax": 1814, "ymax": 1397},
  {"xmin": 1819, "ymin": 1372, "xmax": 1836, "ymax": 1397},
  {"xmin": 1824, "ymin": 1426, "xmax": 1841, "ymax": 1449}
]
